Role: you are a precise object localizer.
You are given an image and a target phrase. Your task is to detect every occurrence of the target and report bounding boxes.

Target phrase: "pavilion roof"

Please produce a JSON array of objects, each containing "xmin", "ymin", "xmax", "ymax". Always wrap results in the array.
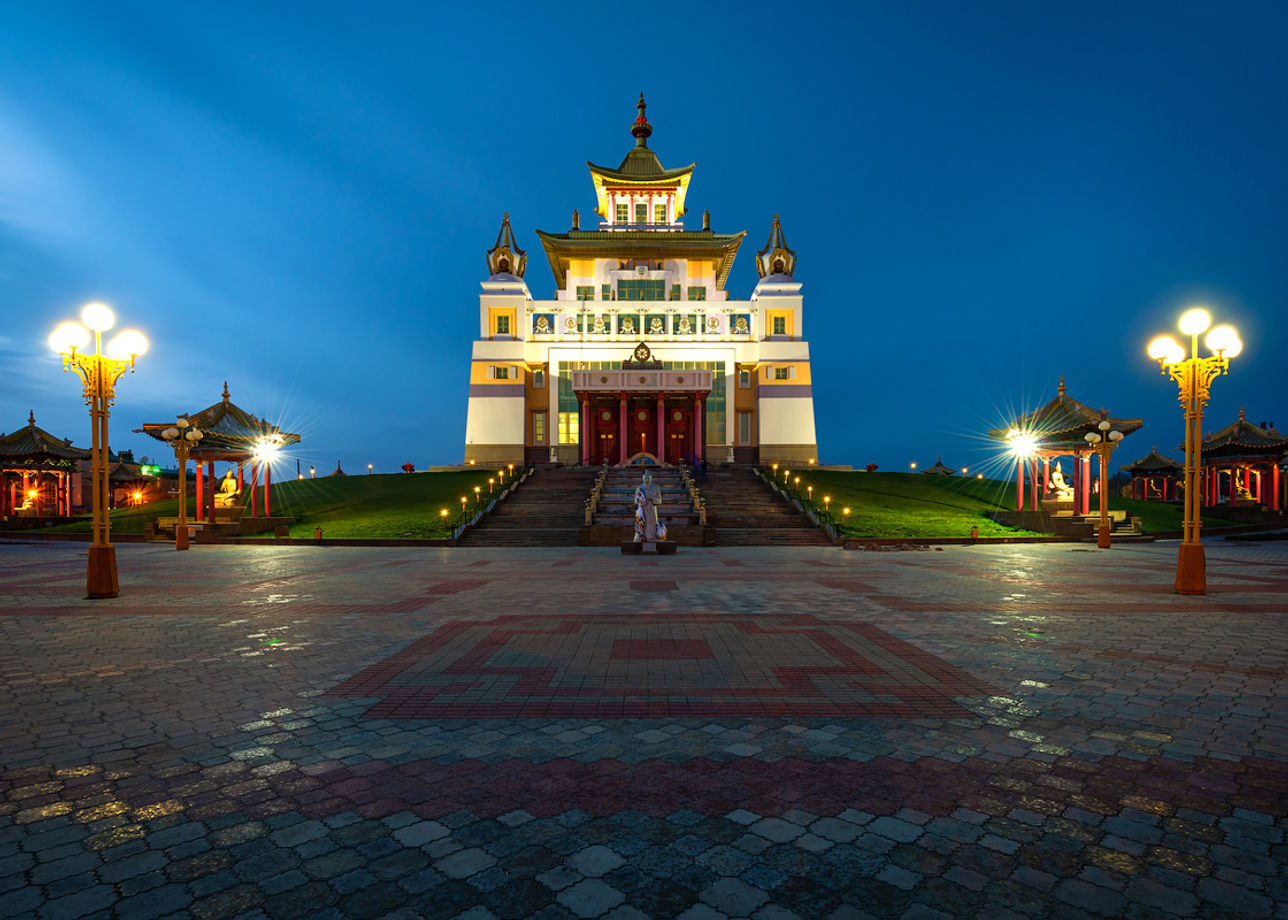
[
  {"xmin": 1198, "ymin": 408, "xmax": 1288, "ymax": 458},
  {"xmin": 1120, "ymin": 446, "xmax": 1181, "ymax": 474},
  {"xmin": 534, "ymin": 229, "xmax": 745, "ymax": 291},
  {"xmin": 586, "ymin": 94, "xmax": 696, "ymax": 217},
  {"xmin": 0, "ymin": 411, "xmax": 91, "ymax": 464},
  {"xmin": 136, "ymin": 383, "xmax": 301, "ymax": 456},
  {"xmin": 921, "ymin": 455, "xmax": 957, "ymax": 475},
  {"xmin": 988, "ymin": 377, "xmax": 1143, "ymax": 450}
]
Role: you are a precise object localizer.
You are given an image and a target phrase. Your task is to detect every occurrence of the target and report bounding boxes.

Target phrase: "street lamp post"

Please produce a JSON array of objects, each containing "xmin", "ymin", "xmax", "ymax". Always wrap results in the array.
[
  {"xmin": 48, "ymin": 302, "xmax": 149, "ymax": 598},
  {"xmin": 160, "ymin": 418, "xmax": 204, "ymax": 550},
  {"xmin": 1084, "ymin": 420, "xmax": 1124, "ymax": 549},
  {"xmin": 1148, "ymin": 308, "xmax": 1242, "ymax": 595}
]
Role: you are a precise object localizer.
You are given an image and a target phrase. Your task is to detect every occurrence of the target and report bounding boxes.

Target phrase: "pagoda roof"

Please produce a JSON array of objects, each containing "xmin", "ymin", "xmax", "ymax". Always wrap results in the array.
[
  {"xmin": 1198, "ymin": 408, "xmax": 1288, "ymax": 458},
  {"xmin": 136, "ymin": 383, "xmax": 301, "ymax": 457},
  {"xmin": 921, "ymin": 455, "xmax": 957, "ymax": 475},
  {"xmin": 534, "ymin": 228, "xmax": 746, "ymax": 291},
  {"xmin": 587, "ymin": 94, "xmax": 696, "ymax": 217},
  {"xmin": 988, "ymin": 377, "xmax": 1142, "ymax": 450},
  {"xmin": 1120, "ymin": 446, "xmax": 1181, "ymax": 474},
  {"xmin": 0, "ymin": 411, "xmax": 91, "ymax": 465}
]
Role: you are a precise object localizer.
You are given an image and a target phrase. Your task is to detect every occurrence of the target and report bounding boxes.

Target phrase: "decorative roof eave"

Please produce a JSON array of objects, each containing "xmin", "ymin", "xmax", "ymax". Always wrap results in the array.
[
  {"xmin": 534, "ymin": 229, "xmax": 746, "ymax": 291},
  {"xmin": 988, "ymin": 377, "xmax": 1143, "ymax": 448},
  {"xmin": 0, "ymin": 412, "xmax": 92, "ymax": 462},
  {"xmin": 136, "ymin": 383, "xmax": 301, "ymax": 456},
  {"xmin": 922, "ymin": 456, "xmax": 957, "ymax": 475},
  {"xmin": 1120, "ymin": 446, "xmax": 1181, "ymax": 474},
  {"xmin": 1197, "ymin": 409, "xmax": 1288, "ymax": 458},
  {"xmin": 588, "ymin": 163, "xmax": 695, "ymax": 217}
]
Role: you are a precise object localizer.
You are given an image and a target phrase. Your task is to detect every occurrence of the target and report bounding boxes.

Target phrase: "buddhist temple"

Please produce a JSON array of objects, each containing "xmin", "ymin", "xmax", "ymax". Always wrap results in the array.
[
  {"xmin": 137, "ymin": 383, "xmax": 300, "ymax": 524},
  {"xmin": 463, "ymin": 95, "xmax": 817, "ymax": 468},
  {"xmin": 1195, "ymin": 408, "xmax": 1285, "ymax": 510},
  {"xmin": 990, "ymin": 377, "xmax": 1142, "ymax": 515},
  {"xmin": 1120, "ymin": 446, "xmax": 1181, "ymax": 502},
  {"xmin": 0, "ymin": 411, "xmax": 90, "ymax": 518}
]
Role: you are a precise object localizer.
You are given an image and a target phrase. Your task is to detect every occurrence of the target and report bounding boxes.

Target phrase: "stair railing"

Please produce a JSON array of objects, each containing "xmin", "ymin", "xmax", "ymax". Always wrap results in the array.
[
  {"xmin": 679, "ymin": 462, "xmax": 707, "ymax": 525},
  {"xmin": 584, "ymin": 461, "xmax": 609, "ymax": 524}
]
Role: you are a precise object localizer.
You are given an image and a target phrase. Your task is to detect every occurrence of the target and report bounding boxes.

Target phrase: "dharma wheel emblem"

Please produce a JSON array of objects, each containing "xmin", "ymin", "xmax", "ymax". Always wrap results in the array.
[{"xmin": 633, "ymin": 342, "xmax": 652, "ymax": 363}]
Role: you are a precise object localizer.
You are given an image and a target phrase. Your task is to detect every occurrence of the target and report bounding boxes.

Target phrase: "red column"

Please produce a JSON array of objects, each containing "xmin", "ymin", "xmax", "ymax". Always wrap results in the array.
[
  {"xmin": 580, "ymin": 396, "xmax": 590, "ymax": 466},
  {"xmin": 207, "ymin": 461, "xmax": 216, "ymax": 522},
  {"xmin": 1273, "ymin": 464, "xmax": 1281, "ymax": 510},
  {"xmin": 264, "ymin": 463, "xmax": 271, "ymax": 516},
  {"xmin": 1029, "ymin": 459, "xmax": 1039, "ymax": 509},
  {"xmin": 249, "ymin": 461, "xmax": 258, "ymax": 517},
  {"xmin": 656, "ymin": 396, "xmax": 665, "ymax": 462},
  {"xmin": 195, "ymin": 461, "xmax": 203, "ymax": 520},
  {"xmin": 237, "ymin": 463, "xmax": 244, "ymax": 491},
  {"xmin": 1016, "ymin": 458, "xmax": 1024, "ymax": 511},
  {"xmin": 1042, "ymin": 457, "xmax": 1050, "ymax": 494},
  {"xmin": 618, "ymin": 394, "xmax": 627, "ymax": 465},
  {"xmin": 1081, "ymin": 455, "xmax": 1091, "ymax": 516}
]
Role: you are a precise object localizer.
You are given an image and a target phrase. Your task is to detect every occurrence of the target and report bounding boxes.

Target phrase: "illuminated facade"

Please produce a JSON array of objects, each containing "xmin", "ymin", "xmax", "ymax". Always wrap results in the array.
[{"xmin": 464, "ymin": 96, "xmax": 817, "ymax": 466}]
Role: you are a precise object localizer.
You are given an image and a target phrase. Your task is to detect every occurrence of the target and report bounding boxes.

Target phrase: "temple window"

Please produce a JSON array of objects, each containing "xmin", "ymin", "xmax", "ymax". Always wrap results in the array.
[
  {"xmin": 558, "ymin": 412, "xmax": 579, "ymax": 445},
  {"xmin": 615, "ymin": 204, "xmax": 629, "ymax": 223},
  {"xmin": 533, "ymin": 411, "xmax": 546, "ymax": 445},
  {"xmin": 619, "ymin": 279, "xmax": 665, "ymax": 301},
  {"xmin": 492, "ymin": 366, "xmax": 511, "ymax": 380},
  {"xmin": 654, "ymin": 203, "xmax": 667, "ymax": 223},
  {"xmin": 635, "ymin": 203, "xmax": 648, "ymax": 224},
  {"xmin": 774, "ymin": 366, "xmax": 791, "ymax": 380},
  {"xmin": 772, "ymin": 315, "xmax": 787, "ymax": 336},
  {"xmin": 533, "ymin": 369, "xmax": 545, "ymax": 388},
  {"xmin": 576, "ymin": 285, "xmax": 595, "ymax": 300},
  {"xmin": 687, "ymin": 287, "xmax": 706, "ymax": 301},
  {"xmin": 602, "ymin": 284, "xmax": 612, "ymax": 300},
  {"xmin": 670, "ymin": 284, "xmax": 681, "ymax": 301},
  {"xmin": 738, "ymin": 411, "xmax": 753, "ymax": 445},
  {"xmin": 738, "ymin": 369, "xmax": 751, "ymax": 388}
]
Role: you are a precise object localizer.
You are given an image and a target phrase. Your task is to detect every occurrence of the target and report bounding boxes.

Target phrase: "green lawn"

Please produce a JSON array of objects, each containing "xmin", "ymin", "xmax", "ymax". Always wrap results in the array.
[
  {"xmin": 777, "ymin": 470, "xmax": 1243, "ymax": 539},
  {"xmin": 47, "ymin": 470, "xmax": 503, "ymax": 539}
]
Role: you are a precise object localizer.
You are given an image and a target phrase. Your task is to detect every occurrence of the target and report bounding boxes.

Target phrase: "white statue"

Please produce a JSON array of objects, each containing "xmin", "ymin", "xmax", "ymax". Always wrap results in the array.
[
  {"xmin": 633, "ymin": 471, "xmax": 667, "ymax": 543},
  {"xmin": 1046, "ymin": 463, "xmax": 1073, "ymax": 499}
]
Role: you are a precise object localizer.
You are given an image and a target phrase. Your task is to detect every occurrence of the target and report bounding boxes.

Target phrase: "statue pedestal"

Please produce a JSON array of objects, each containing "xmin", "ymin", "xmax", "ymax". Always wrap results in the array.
[
  {"xmin": 620, "ymin": 540, "xmax": 677, "ymax": 555},
  {"xmin": 1043, "ymin": 498, "xmax": 1076, "ymax": 517}
]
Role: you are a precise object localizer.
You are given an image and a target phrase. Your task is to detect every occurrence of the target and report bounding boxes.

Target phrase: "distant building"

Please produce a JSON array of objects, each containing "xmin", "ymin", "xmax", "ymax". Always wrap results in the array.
[{"xmin": 463, "ymin": 95, "xmax": 817, "ymax": 467}]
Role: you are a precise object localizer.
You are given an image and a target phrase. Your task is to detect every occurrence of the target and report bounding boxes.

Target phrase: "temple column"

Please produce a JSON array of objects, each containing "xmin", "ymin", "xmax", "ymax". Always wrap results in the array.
[
  {"xmin": 1016, "ymin": 459, "xmax": 1024, "ymax": 511},
  {"xmin": 579, "ymin": 395, "xmax": 590, "ymax": 466},
  {"xmin": 656, "ymin": 396, "xmax": 665, "ymax": 462},
  {"xmin": 1030, "ymin": 458, "xmax": 1039, "ymax": 509},
  {"xmin": 1042, "ymin": 457, "xmax": 1050, "ymax": 494},
  {"xmin": 1254, "ymin": 469, "xmax": 1262, "ymax": 503},
  {"xmin": 618, "ymin": 394, "xmax": 627, "ymax": 465},
  {"xmin": 1273, "ymin": 464, "xmax": 1281, "ymax": 511},
  {"xmin": 195, "ymin": 461, "xmax": 203, "ymax": 521},
  {"xmin": 237, "ymin": 462, "xmax": 244, "ymax": 492},
  {"xmin": 1081, "ymin": 455, "xmax": 1091, "ymax": 516},
  {"xmin": 207, "ymin": 461, "xmax": 216, "ymax": 522},
  {"xmin": 249, "ymin": 461, "xmax": 258, "ymax": 517},
  {"xmin": 264, "ymin": 463, "xmax": 271, "ymax": 516},
  {"xmin": 695, "ymin": 398, "xmax": 705, "ymax": 463}
]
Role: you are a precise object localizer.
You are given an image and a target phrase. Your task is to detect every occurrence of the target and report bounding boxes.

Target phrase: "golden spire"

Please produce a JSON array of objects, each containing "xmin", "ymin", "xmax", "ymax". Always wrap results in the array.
[
  {"xmin": 1058, "ymin": 376, "xmax": 1066, "ymax": 397},
  {"xmin": 631, "ymin": 92, "xmax": 652, "ymax": 148},
  {"xmin": 27, "ymin": 410, "xmax": 35, "ymax": 426},
  {"xmin": 222, "ymin": 381, "xmax": 230, "ymax": 401}
]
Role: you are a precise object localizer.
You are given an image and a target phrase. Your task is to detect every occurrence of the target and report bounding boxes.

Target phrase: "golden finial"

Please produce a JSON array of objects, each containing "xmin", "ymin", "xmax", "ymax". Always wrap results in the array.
[
  {"xmin": 222, "ymin": 381, "xmax": 230, "ymax": 400},
  {"xmin": 1057, "ymin": 376, "xmax": 1066, "ymax": 397},
  {"xmin": 27, "ymin": 410, "xmax": 35, "ymax": 426}
]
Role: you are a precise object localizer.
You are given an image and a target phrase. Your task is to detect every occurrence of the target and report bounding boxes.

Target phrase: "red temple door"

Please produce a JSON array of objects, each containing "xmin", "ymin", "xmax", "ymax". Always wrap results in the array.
[
  {"xmin": 666, "ymin": 405, "xmax": 691, "ymax": 464},
  {"xmin": 595, "ymin": 406, "xmax": 617, "ymax": 465},
  {"xmin": 628, "ymin": 403, "xmax": 653, "ymax": 457}
]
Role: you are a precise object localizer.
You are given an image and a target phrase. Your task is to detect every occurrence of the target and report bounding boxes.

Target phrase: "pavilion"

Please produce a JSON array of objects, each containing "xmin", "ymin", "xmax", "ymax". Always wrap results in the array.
[
  {"xmin": 137, "ymin": 383, "xmax": 300, "ymax": 524},
  {"xmin": 1196, "ymin": 409, "xmax": 1285, "ymax": 510},
  {"xmin": 0, "ymin": 411, "xmax": 91, "ymax": 518},
  {"xmin": 921, "ymin": 456, "xmax": 958, "ymax": 476},
  {"xmin": 1120, "ymin": 446, "xmax": 1181, "ymax": 502},
  {"xmin": 990, "ymin": 378, "xmax": 1142, "ymax": 515}
]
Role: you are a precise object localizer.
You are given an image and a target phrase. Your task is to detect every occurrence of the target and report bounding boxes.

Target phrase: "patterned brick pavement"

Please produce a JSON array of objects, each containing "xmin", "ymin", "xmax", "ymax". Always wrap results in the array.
[{"xmin": 0, "ymin": 539, "xmax": 1285, "ymax": 919}]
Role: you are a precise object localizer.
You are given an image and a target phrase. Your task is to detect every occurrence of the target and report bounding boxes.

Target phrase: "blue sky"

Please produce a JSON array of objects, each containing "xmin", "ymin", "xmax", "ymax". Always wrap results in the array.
[{"xmin": 2, "ymin": 1, "xmax": 1285, "ymax": 476}]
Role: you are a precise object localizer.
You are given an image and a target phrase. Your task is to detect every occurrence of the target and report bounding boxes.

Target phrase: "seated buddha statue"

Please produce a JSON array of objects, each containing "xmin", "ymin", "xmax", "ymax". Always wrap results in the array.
[
  {"xmin": 214, "ymin": 470, "xmax": 241, "ymax": 507},
  {"xmin": 1044, "ymin": 463, "xmax": 1074, "ymax": 501}
]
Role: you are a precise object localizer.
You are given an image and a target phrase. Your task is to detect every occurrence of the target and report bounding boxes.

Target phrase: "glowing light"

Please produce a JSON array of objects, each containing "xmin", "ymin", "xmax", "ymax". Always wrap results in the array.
[
  {"xmin": 961, "ymin": 467, "xmax": 968, "ymax": 474},
  {"xmin": 105, "ymin": 330, "xmax": 148, "ymax": 360},
  {"xmin": 910, "ymin": 462, "xmax": 917, "ymax": 470},
  {"xmin": 1178, "ymin": 308, "xmax": 1211, "ymax": 336},
  {"xmin": 842, "ymin": 507, "xmax": 850, "ymax": 516},
  {"xmin": 80, "ymin": 302, "xmax": 115, "ymax": 332},
  {"xmin": 1148, "ymin": 335, "xmax": 1185, "ymax": 364},
  {"xmin": 27, "ymin": 489, "xmax": 37, "ymax": 500},
  {"xmin": 977, "ymin": 473, "xmax": 984, "ymax": 479},
  {"xmin": 1205, "ymin": 325, "xmax": 1242, "ymax": 358},
  {"xmin": 49, "ymin": 321, "xmax": 90, "ymax": 354},
  {"xmin": 252, "ymin": 441, "xmax": 280, "ymax": 463},
  {"xmin": 132, "ymin": 491, "xmax": 142, "ymax": 502},
  {"xmin": 1008, "ymin": 433, "xmax": 1038, "ymax": 457},
  {"xmin": 440, "ymin": 509, "xmax": 448, "ymax": 517}
]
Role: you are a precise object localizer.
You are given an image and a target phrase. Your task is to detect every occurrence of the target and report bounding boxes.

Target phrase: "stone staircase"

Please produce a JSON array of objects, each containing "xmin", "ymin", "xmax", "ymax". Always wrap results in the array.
[
  {"xmin": 699, "ymin": 466, "xmax": 834, "ymax": 546},
  {"xmin": 581, "ymin": 466, "xmax": 705, "ymax": 544},
  {"xmin": 456, "ymin": 468, "xmax": 599, "ymax": 546}
]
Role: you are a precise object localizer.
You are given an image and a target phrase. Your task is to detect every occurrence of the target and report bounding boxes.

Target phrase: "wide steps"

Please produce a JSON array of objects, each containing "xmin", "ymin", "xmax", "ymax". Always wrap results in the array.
[{"xmin": 457, "ymin": 469, "xmax": 599, "ymax": 546}]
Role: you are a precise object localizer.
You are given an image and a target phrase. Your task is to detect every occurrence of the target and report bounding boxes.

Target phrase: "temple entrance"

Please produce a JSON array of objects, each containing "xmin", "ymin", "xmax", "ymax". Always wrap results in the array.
[
  {"xmin": 666, "ymin": 405, "xmax": 692, "ymax": 464},
  {"xmin": 594, "ymin": 407, "xmax": 617, "ymax": 465},
  {"xmin": 628, "ymin": 403, "xmax": 653, "ymax": 458}
]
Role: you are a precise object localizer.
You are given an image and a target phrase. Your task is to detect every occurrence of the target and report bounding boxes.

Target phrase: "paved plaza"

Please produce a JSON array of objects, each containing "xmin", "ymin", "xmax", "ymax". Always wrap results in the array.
[{"xmin": 1, "ymin": 539, "xmax": 1285, "ymax": 920}]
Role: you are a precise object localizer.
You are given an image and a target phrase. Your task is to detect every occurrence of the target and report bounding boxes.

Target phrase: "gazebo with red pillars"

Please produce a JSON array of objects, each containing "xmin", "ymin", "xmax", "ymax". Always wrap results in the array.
[
  {"xmin": 0, "ymin": 411, "xmax": 91, "ymax": 518},
  {"xmin": 990, "ymin": 377, "xmax": 1143, "ymax": 516},
  {"xmin": 1196, "ymin": 408, "xmax": 1285, "ymax": 510},
  {"xmin": 137, "ymin": 383, "xmax": 300, "ymax": 525},
  {"xmin": 1120, "ymin": 447, "xmax": 1182, "ymax": 502}
]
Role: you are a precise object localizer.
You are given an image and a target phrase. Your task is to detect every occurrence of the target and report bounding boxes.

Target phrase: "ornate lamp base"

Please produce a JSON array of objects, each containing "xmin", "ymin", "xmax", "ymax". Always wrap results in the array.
[
  {"xmin": 86, "ymin": 545, "xmax": 119, "ymax": 599},
  {"xmin": 1097, "ymin": 523, "xmax": 1112, "ymax": 549},
  {"xmin": 1175, "ymin": 542, "xmax": 1206, "ymax": 595},
  {"xmin": 175, "ymin": 526, "xmax": 189, "ymax": 551}
]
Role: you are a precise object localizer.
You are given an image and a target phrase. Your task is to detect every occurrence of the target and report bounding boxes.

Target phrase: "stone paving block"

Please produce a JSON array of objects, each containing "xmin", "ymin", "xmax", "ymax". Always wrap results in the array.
[
  {"xmin": 867, "ymin": 817, "xmax": 923, "ymax": 844},
  {"xmin": 557, "ymin": 878, "xmax": 626, "ymax": 918},
  {"xmin": 393, "ymin": 820, "xmax": 450, "ymax": 848},
  {"xmin": 749, "ymin": 819, "xmax": 805, "ymax": 843},
  {"xmin": 436, "ymin": 847, "xmax": 497, "ymax": 880},
  {"xmin": 700, "ymin": 877, "xmax": 769, "ymax": 915},
  {"xmin": 566, "ymin": 845, "xmax": 625, "ymax": 877}
]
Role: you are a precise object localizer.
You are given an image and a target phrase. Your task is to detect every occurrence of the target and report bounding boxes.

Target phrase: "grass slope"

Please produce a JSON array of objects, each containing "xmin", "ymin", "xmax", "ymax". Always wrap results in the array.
[
  {"xmin": 785, "ymin": 470, "xmax": 1242, "ymax": 539},
  {"xmin": 48, "ymin": 470, "xmax": 499, "ymax": 539}
]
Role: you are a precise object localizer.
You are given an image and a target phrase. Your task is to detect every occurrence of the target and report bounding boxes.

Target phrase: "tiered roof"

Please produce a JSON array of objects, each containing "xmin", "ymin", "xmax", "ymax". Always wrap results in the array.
[
  {"xmin": 585, "ymin": 94, "xmax": 695, "ymax": 217},
  {"xmin": 1120, "ymin": 446, "xmax": 1181, "ymax": 475},
  {"xmin": 137, "ymin": 383, "xmax": 300, "ymax": 457},
  {"xmin": 989, "ymin": 377, "xmax": 1142, "ymax": 450},
  {"xmin": 921, "ymin": 455, "xmax": 957, "ymax": 475},
  {"xmin": 1198, "ymin": 408, "xmax": 1288, "ymax": 459},
  {"xmin": 0, "ymin": 411, "xmax": 91, "ymax": 468}
]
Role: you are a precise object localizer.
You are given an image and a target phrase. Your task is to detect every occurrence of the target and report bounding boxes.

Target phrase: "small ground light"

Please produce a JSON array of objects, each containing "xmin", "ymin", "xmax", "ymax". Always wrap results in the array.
[
  {"xmin": 488, "ymin": 477, "xmax": 494, "ymax": 493},
  {"xmin": 368, "ymin": 464, "xmax": 372, "ymax": 474},
  {"xmin": 910, "ymin": 462, "xmax": 917, "ymax": 470},
  {"xmin": 843, "ymin": 507, "xmax": 850, "ymax": 517},
  {"xmin": 977, "ymin": 473, "xmax": 983, "ymax": 479},
  {"xmin": 961, "ymin": 467, "xmax": 968, "ymax": 474},
  {"xmin": 807, "ymin": 485, "xmax": 813, "ymax": 500},
  {"xmin": 309, "ymin": 466, "xmax": 315, "ymax": 478}
]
